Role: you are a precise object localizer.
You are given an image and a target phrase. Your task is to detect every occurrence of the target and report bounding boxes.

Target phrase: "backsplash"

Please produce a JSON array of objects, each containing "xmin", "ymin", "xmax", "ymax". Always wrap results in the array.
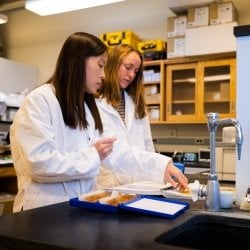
[{"xmin": 151, "ymin": 123, "xmax": 223, "ymax": 153}]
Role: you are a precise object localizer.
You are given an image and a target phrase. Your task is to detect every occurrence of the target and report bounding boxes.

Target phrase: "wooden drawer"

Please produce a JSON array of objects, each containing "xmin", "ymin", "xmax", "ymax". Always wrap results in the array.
[{"xmin": 0, "ymin": 166, "xmax": 16, "ymax": 178}]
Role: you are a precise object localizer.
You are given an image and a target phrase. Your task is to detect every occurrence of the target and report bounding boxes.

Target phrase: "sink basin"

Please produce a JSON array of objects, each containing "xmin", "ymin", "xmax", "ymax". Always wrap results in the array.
[{"xmin": 155, "ymin": 213, "xmax": 250, "ymax": 249}]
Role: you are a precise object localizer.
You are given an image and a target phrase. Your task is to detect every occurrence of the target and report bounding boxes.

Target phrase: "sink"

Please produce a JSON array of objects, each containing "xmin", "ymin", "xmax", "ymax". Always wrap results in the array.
[{"xmin": 155, "ymin": 213, "xmax": 250, "ymax": 249}]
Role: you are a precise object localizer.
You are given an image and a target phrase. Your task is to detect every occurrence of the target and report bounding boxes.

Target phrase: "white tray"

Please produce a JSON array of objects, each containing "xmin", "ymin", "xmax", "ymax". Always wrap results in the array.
[{"xmin": 104, "ymin": 181, "xmax": 172, "ymax": 195}]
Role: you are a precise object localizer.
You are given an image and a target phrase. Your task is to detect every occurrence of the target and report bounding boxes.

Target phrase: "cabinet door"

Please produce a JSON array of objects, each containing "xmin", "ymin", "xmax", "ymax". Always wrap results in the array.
[
  {"xmin": 166, "ymin": 63, "xmax": 199, "ymax": 123},
  {"xmin": 143, "ymin": 60, "xmax": 165, "ymax": 123},
  {"xmin": 199, "ymin": 58, "xmax": 236, "ymax": 121}
]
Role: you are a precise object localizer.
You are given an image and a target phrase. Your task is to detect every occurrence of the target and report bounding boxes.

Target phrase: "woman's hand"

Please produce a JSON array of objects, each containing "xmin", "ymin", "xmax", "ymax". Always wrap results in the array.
[
  {"xmin": 164, "ymin": 160, "xmax": 189, "ymax": 189},
  {"xmin": 94, "ymin": 137, "xmax": 116, "ymax": 160}
]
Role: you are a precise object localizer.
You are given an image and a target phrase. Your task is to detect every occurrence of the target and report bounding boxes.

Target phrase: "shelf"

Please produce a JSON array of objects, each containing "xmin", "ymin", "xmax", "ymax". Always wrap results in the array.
[
  {"xmin": 173, "ymin": 100, "xmax": 195, "ymax": 104},
  {"xmin": 204, "ymin": 74, "xmax": 230, "ymax": 82},
  {"xmin": 0, "ymin": 121, "xmax": 12, "ymax": 124},
  {"xmin": 205, "ymin": 99, "xmax": 230, "ymax": 103},
  {"xmin": 143, "ymin": 81, "xmax": 160, "ymax": 85},
  {"xmin": 0, "ymin": 145, "xmax": 10, "ymax": 152},
  {"xmin": 143, "ymin": 60, "xmax": 165, "ymax": 123},
  {"xmin": 0, "ymin": 166, "xmax": 15, "ymax": 177},
  {"xmin": 146, "ymin": 102, "xmax": 160, "ymax": 105},
  {"xmin": 173, "ymin": 78, "xmax": 196, "ymax": 83}
]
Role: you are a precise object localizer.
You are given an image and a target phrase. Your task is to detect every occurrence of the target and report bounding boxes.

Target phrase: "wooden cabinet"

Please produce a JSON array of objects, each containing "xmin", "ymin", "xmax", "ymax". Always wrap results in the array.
[
  {"xmin": 0, "ymin": 137, "xmax": 17, "ymax": 214},
  {"xmin": 165, "ymin": 55, "xmax": 236, "ymax": 124},
  {"xmin": 0, "ymin": 166, "xmax": 17, "ymax": 194},
  {"xmin": 0, "ymin": 165, "xmax": 16, "ymax": 215},
  {"xmin": 143, "ymin": 53, "xmax": 236, "ymax": 124},
  {"xmin": 199, "ymin": 58, "xmax": 236, "ymax": 121},
  {"xmin": 143, "ymin": 60, "xmax": 165, "ymax": 123},
  {"xmin": 0, "ymin": 145, "xmax": 16, "ymax": 195},
  {"xmin": 0, "ymin": 147, "xmax": 16, "ymax": 215},
  {"xmin": 166, "ymin": 62, "xmax": 199, "ymax": 123}
]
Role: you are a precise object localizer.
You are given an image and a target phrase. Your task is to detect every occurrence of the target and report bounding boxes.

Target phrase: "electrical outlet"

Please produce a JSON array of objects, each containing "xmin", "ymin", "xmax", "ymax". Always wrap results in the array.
[
  {"xmin": 169, "ymin": 129, "xmax": 177, "ymax": 138},
  {"xmin": 195, "ymin": 138, "xmax": 204, "ymax": 144}
]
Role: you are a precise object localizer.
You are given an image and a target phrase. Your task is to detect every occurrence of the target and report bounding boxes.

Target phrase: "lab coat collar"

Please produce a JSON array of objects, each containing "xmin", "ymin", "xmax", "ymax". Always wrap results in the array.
[{"xmin": 97, "ymin": 93, "xmax": 135, "ymax": 130}]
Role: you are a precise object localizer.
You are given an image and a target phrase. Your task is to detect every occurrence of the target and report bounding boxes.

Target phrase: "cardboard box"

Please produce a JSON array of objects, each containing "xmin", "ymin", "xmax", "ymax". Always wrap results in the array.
[
  {"xmin": 168, "ymin": 0, "xmax": 216, "ymax": 15},
  {"xmin": 100, "ymin": 30, "xmax": 141, "ymax": 49},
  {"xmin": 210, "ymin": 2, "xmax": 238, "ymax": 25},
  {"xmin": 167, "ymin": 16, "xmax": 187, "ymax": 37},
  {"xmin": 187, "ymin": 6, "xmax": 209, "ymax": 28},
  {"xmin": 167, "ymin": 37, "xmax": 185, "ymax": 58},
  {"xmin": 185, "ymin": 22, "xmax": 237, "ymax": 56}
]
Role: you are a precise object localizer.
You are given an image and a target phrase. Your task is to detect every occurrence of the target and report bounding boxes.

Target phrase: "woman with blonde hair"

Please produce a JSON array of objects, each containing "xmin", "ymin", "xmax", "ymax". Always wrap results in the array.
[{"xmin": 96, "ymin": 44, "xmax": 186, "ymax": 189}]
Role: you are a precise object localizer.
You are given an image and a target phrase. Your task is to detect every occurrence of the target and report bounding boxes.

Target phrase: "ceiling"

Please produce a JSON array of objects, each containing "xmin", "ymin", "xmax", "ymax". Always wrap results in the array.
[
  {"xmin": 0, "ymin": 0, "xmax": 249, "ymax": 21},
  {"xmin": 0, "ymin": 0, "xmax": 249, "ymax": 50}
]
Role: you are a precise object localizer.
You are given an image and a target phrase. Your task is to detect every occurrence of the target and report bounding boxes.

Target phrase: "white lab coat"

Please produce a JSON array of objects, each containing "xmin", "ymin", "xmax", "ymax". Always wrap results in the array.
[
  {"xmin": 10, "ymin": 84, "xmax": 168, "ymax": 212},
  {"xmin": 95, "ymin": 92, "xmax": 171, "ymax": 189}
]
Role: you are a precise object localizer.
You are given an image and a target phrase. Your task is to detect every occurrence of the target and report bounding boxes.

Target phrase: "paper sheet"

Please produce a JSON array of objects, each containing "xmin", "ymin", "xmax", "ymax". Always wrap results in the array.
[{"xmin": 125, "ymin": 197, "xmax": 186, "ymax": 215}]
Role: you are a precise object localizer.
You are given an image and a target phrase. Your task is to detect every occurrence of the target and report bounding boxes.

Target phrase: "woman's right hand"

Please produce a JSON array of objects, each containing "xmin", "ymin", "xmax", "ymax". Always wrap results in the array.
[
  {"xmin": 94, "ymin": 137, "xmax": 116, "ymax": 160},
  {"xmin": 164, "ymin": 160, "xmax": 189, "ymax": 189}
]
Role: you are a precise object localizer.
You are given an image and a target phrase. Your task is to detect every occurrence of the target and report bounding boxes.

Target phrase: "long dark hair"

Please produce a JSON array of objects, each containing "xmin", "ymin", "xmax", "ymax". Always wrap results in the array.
[{"xmin": 49, "ymin": 32, "xmax": 107, "ymax": 132}]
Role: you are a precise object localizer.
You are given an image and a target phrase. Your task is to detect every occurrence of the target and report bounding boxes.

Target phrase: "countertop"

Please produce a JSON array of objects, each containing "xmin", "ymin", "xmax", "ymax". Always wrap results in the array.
[{"xmin": 0, "ymin": 196, "xmax": 249, "ymax": 250}]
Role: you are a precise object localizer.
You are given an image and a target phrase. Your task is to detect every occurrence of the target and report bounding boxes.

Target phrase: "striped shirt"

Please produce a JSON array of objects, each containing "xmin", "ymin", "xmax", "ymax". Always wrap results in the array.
[{"xmin": 117, "ymin": 90, "xmax": 126, "ymax": 124}]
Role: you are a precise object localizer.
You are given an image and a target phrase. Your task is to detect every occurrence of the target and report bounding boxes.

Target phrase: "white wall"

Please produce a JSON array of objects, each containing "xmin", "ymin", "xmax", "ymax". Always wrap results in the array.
[
  {"xmin": 0, "ymin": 57, "xmax": 38, "ymax": 94},
  {"xmin": 0, "ymin": 0, "xmax": 173, "ymax": 83},
  {"xmin": 0, "ymin": 0, "xmax": 249, "ymax": 83},
  {"xmin": 235, "ymin": 35, "xmax": 250, "ymax": 205}
]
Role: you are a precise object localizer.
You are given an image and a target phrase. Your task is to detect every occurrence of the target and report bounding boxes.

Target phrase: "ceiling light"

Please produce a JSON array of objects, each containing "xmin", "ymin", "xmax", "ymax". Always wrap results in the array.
[
  {"xmin": 25, "ymin": 0, "xmax": 125, "ymax": 16},
  {"xmin": 0, "ymin": 14, "xmax": 8, "ymax": 24}
]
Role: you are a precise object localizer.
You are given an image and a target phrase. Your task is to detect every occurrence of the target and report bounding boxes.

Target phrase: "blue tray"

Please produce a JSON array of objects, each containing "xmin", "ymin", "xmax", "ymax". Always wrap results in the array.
[
  {"xmin": 70, "ymin": 195, "xmax": 189, "ymax": 219},
  {"xmin": 70, "ymin": 197, "xmax": 119, "ymax": 213}
]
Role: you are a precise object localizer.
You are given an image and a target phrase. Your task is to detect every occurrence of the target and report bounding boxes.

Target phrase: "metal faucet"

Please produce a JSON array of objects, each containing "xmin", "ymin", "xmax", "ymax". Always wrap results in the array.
[{"xmin": 205, "ymin": 112, "xmax": 243, "ymax": 211}]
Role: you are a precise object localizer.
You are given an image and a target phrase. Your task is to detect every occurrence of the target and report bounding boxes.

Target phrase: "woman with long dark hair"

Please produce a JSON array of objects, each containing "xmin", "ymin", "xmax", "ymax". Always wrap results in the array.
[{"xmin": 10, "ymin": 34, "xmax": 188, "ymax": 212}]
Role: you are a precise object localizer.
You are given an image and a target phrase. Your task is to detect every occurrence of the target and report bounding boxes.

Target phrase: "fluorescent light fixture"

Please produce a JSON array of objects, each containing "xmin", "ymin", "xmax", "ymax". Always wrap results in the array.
[
  {"xmin": 25, "ymin": 0, "xmax": 125, "ymax": 16},
  {"xmin": 0, "ymin": 14, "xmax": 8, "ymax": 24}
]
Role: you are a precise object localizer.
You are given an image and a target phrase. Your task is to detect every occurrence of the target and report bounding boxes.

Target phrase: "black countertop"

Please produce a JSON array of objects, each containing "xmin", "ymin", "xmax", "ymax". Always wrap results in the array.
[
  {"xmin": 0, "ymin": 199, "xmax": 189, "ymax": 250},
  {"xmin": 0, "ymin": 197, "xmax": 249, "ymax": 250}
]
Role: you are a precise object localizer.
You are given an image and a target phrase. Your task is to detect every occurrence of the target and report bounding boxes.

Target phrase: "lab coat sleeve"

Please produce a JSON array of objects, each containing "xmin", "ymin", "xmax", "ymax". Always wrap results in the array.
[
  {"xmin": 102, "ymin": 138, "xmax": 170, "ymax": 184},
  {"xmin": 142, "ymin": 115, "xmax": 155, "ymax": 152},
  {"xmin": 10, "ymin": 88, "xmax": 100, "ymax": 183}
]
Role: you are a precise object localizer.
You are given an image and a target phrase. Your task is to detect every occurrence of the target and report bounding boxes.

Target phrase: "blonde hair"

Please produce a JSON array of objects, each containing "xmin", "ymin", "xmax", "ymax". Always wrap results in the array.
[{"xmin": 100, "ymin": 44, "xmax": 146, "ymax": 119}]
